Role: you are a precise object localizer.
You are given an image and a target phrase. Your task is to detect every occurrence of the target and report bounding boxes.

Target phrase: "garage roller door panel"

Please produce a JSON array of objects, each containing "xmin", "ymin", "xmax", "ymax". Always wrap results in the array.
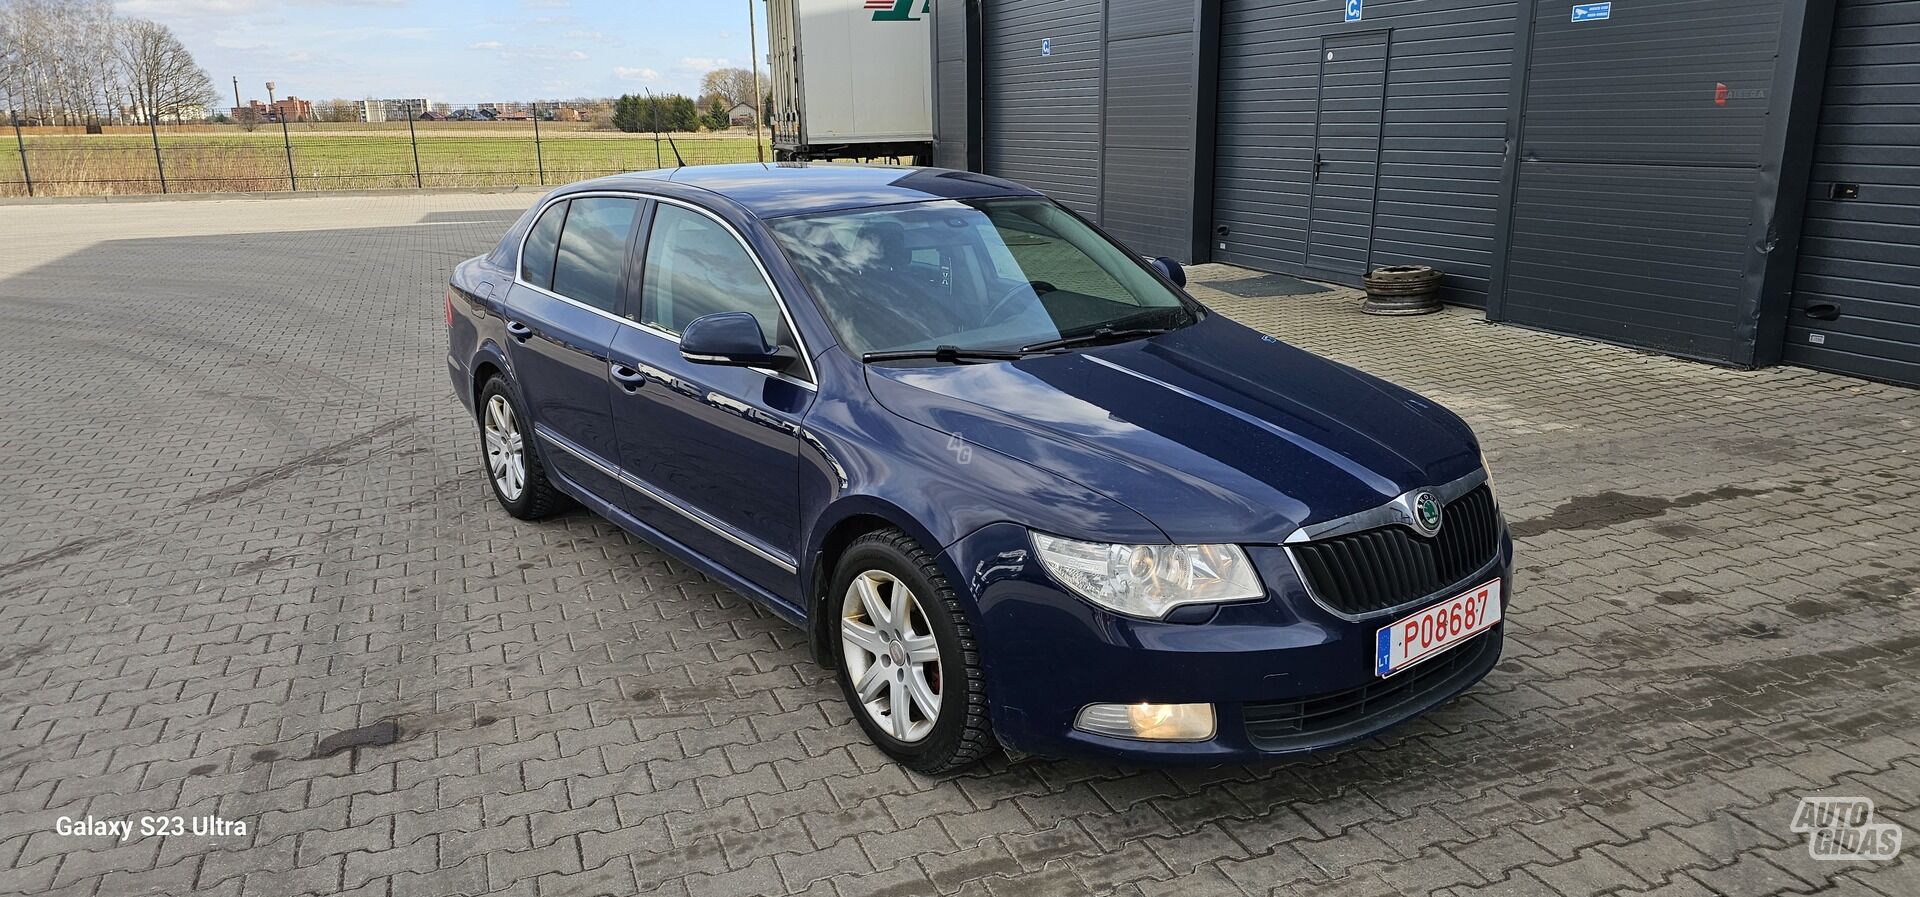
[{"xmin": 1783, "ymin": 0, "xmax": 1920, "ymax": 386}]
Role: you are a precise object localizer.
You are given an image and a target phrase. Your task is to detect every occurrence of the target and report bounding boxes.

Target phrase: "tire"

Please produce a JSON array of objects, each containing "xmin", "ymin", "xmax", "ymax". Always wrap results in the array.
[
  {"xmin": 830, "ymin": 529, "xmax": 993, "ymax": 773},
  {"xmin": 477, "ymin": 376, "xmax": 568, "ymax": 520}
]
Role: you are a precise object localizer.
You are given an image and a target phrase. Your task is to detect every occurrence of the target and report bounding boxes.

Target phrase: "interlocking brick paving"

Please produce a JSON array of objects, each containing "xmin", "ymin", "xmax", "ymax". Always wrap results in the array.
[{"xmin": 1, "ymin": 194, "xmax": 1915, "ymax": 897}]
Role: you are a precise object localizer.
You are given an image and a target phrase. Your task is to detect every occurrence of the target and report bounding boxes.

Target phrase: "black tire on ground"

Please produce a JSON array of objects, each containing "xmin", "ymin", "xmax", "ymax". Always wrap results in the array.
[
  {"xmin": 830, "ymin": 529, "xmax": 995, "ymax": 773},
  {"xmin": 1362, "ymin": 264, "xmax": 1443, "ymax": 315},
  {"xmin": 478, "ymin": 375, "xmax": 569, "ymax": 520}
]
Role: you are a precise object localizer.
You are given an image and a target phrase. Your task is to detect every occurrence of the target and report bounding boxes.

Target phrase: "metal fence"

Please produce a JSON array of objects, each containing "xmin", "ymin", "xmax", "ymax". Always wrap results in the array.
[{"xmin": 2, "ymin": 102, "xmax": 772, "ymax": 198}]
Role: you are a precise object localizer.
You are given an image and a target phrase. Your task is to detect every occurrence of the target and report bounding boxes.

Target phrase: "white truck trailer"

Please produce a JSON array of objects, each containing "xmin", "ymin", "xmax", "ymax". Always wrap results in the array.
[{"xmin": 766, "ymin": 0, "xmax": 934, "ymax": 163}]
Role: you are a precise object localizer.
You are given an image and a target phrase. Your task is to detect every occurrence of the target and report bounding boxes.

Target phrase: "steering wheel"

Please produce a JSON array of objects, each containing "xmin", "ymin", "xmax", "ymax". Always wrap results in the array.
[{"xmin": 981, "ymin": 280, "xmax": 1056, "ymax": 324}]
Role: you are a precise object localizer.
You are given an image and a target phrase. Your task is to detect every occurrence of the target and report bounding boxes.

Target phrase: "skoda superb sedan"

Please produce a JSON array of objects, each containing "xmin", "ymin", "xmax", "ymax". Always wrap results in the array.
[{"xmin": 446, "ymin": 163, "xmax": 1513, "ymax": 772}]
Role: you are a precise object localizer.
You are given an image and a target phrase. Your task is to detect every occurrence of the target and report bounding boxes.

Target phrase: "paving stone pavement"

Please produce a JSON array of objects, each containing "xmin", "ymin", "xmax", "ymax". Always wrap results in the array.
[{"xmin": 0, "ymin": 192, "xmax": 1916, "ymax": 897}]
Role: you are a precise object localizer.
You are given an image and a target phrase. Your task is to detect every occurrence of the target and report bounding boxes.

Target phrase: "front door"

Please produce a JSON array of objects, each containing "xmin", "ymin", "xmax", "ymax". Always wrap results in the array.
[
  {"xmin": 1305, "ymin": 32, "xmax": 1388, "ymax": 279},
  {"xmin": 502, "ymin": 195, "xmax": 642, "ymax": 500},
  {"xmin": 607, "ymin": 202, "xmax": 813, "ymax": 598}
]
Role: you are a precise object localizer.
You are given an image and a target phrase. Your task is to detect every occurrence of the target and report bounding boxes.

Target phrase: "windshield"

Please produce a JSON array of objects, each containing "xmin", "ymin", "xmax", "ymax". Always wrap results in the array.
[{"xmin": 768, "ymin": 197, "xmax": 1199, "ymax": 358}]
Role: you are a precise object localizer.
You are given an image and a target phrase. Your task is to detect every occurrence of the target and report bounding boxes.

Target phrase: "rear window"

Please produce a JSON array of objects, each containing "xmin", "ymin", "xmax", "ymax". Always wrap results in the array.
[
  {"xmin": 552, "ymin": 197, "xmax": 638, "ymax": 313},
  {"xmin": 519, "ymin": 200, "xmax": 565, "ymax": 289}
]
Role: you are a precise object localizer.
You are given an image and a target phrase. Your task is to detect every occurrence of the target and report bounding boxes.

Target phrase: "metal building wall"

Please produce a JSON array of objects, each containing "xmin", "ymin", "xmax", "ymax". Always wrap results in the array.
[
  {"xmin": 1097, "ymin": 1, "xmax": 1204, "ymax": 260},
  {"xmin": 1783, "ymin": 0, "xmax": 1920, "ymax": 386},
  {"xmin": 982, "ymin": 0, "xmax": 1105, "ymax": 215},
  {"xmin": 931, "ymin": 0, "xmax": 981, "ymax": 171},
  {"xmin": 1211, "ymin": 0, "xmax": 1522, "ymax": 305}
]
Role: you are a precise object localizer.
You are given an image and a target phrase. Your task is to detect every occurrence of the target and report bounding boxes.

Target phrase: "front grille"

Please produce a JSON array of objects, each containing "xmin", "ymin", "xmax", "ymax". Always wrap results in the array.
[
  {"xmin": 1289, "ymin": 485, "xmax": 1503, "ymax": 618},
  {"xmin": 1243, "ymin": 627, "xmax": 1501, "ymax": 751}
]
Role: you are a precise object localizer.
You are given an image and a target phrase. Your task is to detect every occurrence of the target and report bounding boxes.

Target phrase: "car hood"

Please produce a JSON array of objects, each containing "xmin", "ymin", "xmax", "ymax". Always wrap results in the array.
[{"xmin": 862, "ymin": 314, "xmax": 1481, "ymax": 544}]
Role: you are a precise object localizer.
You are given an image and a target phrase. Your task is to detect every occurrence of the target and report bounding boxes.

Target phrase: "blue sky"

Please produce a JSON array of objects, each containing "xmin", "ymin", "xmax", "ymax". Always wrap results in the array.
[{"xmin": 115, "ymin": 0, "xmax": 767, "ymax": 105}]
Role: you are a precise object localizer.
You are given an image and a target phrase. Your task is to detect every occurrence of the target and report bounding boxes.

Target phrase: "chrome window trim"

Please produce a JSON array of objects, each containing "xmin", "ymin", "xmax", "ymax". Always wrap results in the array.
[
  {"xmin": 1280, "ymin": 467, "xmax": 1489, "ymax": 545},
  {"xmin": 534, "ymin": 424, "xmax": 799, "ymax": 574},
  {"xmin": 511, "ymin": 189, "xmax": 818, "ymax": 390}
]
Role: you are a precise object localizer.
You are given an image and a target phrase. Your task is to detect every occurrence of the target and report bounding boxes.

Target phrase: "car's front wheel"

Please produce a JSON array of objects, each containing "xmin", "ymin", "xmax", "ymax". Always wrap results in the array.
[
  {"xmin": 831, "ymin": 530, "xmax": 993, "ymax": 773},
  {"xmin": 477, "ymin": 376, "xmax": 567, "ymax": 519}
]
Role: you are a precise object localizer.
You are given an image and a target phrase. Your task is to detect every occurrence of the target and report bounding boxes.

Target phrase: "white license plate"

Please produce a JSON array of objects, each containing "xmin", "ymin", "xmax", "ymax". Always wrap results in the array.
[{"xmin": 1375, "ymin": 580, "xmax": 1501, "ymax": 677}]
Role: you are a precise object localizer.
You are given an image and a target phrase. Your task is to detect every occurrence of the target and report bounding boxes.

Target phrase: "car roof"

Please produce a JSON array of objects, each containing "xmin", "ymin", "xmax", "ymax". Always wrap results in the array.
[{"xmin": 566, "ymin": 163, "xmax": 1042, "ymax": 219}]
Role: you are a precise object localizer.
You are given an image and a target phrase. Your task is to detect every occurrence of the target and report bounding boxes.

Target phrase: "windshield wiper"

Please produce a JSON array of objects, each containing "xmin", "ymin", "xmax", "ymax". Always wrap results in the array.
[
  {"xmin": 861, "ymin": 345, "xmax": 1032, "ymax": 364},
  {"xmin": 1020, "ymin": 326, "xmax": 1175, "ymax": 354}
]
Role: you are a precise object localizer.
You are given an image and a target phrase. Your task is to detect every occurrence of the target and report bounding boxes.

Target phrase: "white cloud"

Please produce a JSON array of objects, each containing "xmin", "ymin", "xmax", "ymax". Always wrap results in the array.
[
  {"xmin": 614, "ymin": 67, "xmax": 660, "ymax": 82},
  {"xmin": 677, "ymin": 56, "xmax": 730, "ymax": 71},
  {"xmin": 469, "ymin": 40, "xmax": 505, "ymax": 50}
]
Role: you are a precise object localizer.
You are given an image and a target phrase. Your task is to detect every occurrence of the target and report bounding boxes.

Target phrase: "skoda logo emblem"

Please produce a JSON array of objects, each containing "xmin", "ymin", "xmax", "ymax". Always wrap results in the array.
[{"xmin": 1411, "ymin": 491, "xmax": 1443, "ymax": 537}]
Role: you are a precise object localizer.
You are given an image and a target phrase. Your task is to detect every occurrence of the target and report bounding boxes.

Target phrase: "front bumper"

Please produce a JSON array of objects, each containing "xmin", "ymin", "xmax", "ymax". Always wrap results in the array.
[{"xmin": 944, "ymin": 522, "xmax": 1512, "ymax": 763}]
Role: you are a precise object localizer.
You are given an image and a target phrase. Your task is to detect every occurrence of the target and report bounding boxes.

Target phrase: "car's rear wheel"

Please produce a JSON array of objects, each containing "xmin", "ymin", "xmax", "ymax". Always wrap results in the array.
[
  {"xmin": 831, "ymin": 529, "xmax": 993, "ymax": 773},
  {"xmin": 478, "ymin": 376, "xmax": 566, "ymax": 519}
]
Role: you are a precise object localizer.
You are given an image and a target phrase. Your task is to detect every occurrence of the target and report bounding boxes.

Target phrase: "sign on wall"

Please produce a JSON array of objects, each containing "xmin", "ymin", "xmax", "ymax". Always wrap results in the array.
[
  {"xmin": 1345, "ymin": 0, "xmax": 1363, "ymax": 23},
  {"xmin": 1572, "ymin": 2, "xmax": 1612, "ymax": 22}
]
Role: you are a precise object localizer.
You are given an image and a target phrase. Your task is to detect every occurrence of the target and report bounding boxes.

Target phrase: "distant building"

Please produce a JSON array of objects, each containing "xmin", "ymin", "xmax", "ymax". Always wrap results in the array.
[
  {"xmin": 121, "ymin": 102, "xmax": 210, "ymax": 123},
  {"xmin": 728, "ymin": 102, "xmax": 758, "ymax": 127},
  {"xmin": 479, "ymin": 102, "xmax": 532, "ymax": 121},
  {"xmin": 357, "ymin": 98, "xmax": 432, "ymax": 123},
  {"xmin": 232, "ymin": 97, "xmax": 313, "ymax": 123}
]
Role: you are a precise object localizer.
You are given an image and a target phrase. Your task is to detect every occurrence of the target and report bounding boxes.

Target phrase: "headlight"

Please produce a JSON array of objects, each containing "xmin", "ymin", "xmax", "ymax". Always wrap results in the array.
[
  {"xmin": 1478, "ymin": 449, "xmax": 1499, "ymax": 502},
  {"xmin": 1030, "ymin": 533, "xmax": 1263, "ymax": 619}
]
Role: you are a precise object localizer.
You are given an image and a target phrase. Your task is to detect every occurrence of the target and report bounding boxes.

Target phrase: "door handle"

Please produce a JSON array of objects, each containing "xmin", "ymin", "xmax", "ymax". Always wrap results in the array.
[
  {"xmin": 506, "ymin": 320, "xmax": 533, "ymax": 342},
  {"xmin": 610, "ymin": 364, "xmax": 646, "ymax": 392},
  {"xmin": 1804, "ymin": 301, "xmax": 1842, "ymax": 321},
  {"xmin": 1313, "ymin": 154, "xmax": 1326, "ymax": 178}
]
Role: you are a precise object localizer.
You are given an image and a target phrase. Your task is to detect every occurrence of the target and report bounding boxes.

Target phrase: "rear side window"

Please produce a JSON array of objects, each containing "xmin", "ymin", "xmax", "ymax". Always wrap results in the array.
[
  {"xmin": 519, "ymin": 200, "xmax": 566, "ymax": 289},
  {"xmin": 552, "ymin": 197, "xmax": 639, "ymax": 313},
  {"xmin": 641, "ymin": 204, "xmax": 790, "ymax": 349}
]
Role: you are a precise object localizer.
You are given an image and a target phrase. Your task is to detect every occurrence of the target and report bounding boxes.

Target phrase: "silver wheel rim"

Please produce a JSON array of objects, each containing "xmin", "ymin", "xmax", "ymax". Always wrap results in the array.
[
  {"xmin": 841, "ymin": 570, "xmax": 942, "ymax": 743},
  {"xmin": 484, "ymin": 395, "xmax": 526, "ymax": 502}
]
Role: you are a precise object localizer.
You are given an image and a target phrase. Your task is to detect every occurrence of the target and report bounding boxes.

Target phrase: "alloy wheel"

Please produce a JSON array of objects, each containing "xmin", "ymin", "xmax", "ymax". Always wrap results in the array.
[
  {"xmin": 840, "ymin": 569, "xmax": 942, "ymax": 742},
  {"xmin": 484, "ymin": 395, "xmax": 526, "ymax": 501}
]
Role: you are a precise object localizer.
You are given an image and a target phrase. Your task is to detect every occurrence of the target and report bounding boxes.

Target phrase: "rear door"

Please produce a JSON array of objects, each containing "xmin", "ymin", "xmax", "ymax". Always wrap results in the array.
[
  {"xmin": 607, "ymin": 201, "xmax": 814, "ymax": 599},
  {"xmin": 501, "ymin": 195, "xmax": 642, "ymax": 500}
]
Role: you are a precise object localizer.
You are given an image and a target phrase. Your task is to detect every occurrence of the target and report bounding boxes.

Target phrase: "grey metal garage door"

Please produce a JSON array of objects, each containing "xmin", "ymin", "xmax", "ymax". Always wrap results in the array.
[
  {"xmin": 982, "ymin": 0, "xmax": 1102, "ymax": 216},
  {"xmin": 1495, "ymin": 0, "xmax": 1783, "ymax": 365},
  {"xmin": 1211, "ymin": 0, "xmax": 1520, "ymax": 303},
  {"xmin": 1783, "ymin": 0, "xmax": 1920, "ymax": 387}
]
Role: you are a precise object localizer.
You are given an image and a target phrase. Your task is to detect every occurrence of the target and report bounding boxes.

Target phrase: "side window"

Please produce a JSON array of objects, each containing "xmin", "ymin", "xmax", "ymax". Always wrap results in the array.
[
  {"xmin": 520, "ymin": 200, "xmax": 566, "ymax": 289},
  {"xmin": 641, "ymin": 205, "xmax": 792, "ymax": 350},
  {"xmin": 552, "ymin": 197, "xmax": 639, "ymax": 313}
]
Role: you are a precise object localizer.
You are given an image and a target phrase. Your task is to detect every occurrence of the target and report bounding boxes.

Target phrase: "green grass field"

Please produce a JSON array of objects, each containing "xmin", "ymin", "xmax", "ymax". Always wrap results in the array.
[{"xmin": 0, "ymin": 127, "xmax": 774, "ymax": 196}]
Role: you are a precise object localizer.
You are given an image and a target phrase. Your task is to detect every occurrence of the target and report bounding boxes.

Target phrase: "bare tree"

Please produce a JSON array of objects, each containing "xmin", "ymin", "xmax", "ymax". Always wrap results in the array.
[
  {"xmin": 314, "ymin": 98, "xmax": 361, "ymax": 123},
  {"xmin": 114, "ymin": 18, "xmax": 215, "ymax": 123},
  {"xmin": 698, "ymin": 67, "xmax": 758, "ymax": 109},
  {"xmin": 0, "ymin": 1, "xmax": 217, "ymax": 125}
]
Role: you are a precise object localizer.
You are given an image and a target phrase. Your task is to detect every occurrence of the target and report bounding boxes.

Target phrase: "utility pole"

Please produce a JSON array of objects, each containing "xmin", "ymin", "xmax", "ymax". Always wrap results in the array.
[
  {"xmin": 748, "ymin": 0, "xmax": 765, "ymax": 162},
  {"xmin": 268, "ymin": 81, "xmax": 295, "ymax": 191},
  {"xmin": 231, "ymin": 76, "xmax": 241, "ymax": 114}
]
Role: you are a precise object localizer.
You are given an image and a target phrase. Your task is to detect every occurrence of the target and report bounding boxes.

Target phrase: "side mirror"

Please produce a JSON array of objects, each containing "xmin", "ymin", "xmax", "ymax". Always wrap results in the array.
[
  {"xmin": 679, "ymin": 312, "xmax": 796, "ymax": 370},
  {"xmin": 1149, "ymin": 256, "xmax": 1187, "ymax": 287}
]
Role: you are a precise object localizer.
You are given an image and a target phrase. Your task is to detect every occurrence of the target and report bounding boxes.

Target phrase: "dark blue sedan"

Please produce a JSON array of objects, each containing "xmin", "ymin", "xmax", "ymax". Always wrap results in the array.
[{"xmin": 446, "ymin": 164, "xmax": 1512, "ymax": 771}]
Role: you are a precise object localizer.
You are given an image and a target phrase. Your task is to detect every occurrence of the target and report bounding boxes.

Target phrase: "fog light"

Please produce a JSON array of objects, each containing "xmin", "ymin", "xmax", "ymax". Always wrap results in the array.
[{"xmin": 1074, "ymin": 702, "xmax": 1215, "ymax": 741}]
